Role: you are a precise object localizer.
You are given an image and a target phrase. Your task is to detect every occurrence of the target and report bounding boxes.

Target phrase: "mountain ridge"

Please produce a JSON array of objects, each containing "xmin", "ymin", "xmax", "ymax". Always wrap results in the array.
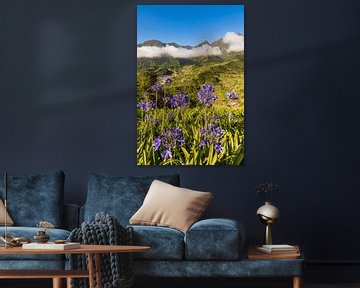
[{"xmin": 137, "ymin": 32, "xmax": 244, "ymax": 51}]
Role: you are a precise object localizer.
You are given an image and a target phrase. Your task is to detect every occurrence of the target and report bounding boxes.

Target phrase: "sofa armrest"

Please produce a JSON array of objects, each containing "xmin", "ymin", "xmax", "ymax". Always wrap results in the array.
[
  {"xmin": 63, "ymin": 204, "xmax": 80, "ymax": 231},
  {"xmin": 184, "ymin": 218, "xmax": 245, "ymax": 260}
]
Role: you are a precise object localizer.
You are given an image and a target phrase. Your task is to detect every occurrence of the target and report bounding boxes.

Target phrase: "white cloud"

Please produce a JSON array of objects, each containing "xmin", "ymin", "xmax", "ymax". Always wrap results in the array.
[
  {"xmin": 222, "ymin": 32, "xmax": 244, "ymax": 52},
  {"xmin": 137, "ymin": 44, "xmax": 222, "ymax": 58},
  {"xmin": 137, "ymin": 32, "xmax": 244, "ymax": 58}
]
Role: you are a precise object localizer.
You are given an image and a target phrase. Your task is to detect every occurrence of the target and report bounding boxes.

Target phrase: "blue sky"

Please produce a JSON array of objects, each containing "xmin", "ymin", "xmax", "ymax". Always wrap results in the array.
[{"xmin": 137, "ymin": 5, "xmax": 244, "ymax": 46}]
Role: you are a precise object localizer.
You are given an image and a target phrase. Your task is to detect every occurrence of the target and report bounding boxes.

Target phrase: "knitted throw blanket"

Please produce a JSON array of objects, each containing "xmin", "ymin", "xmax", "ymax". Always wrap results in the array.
[{"xmin": 68, "ymin": 212, "xmax": 134, "ymax": 288}]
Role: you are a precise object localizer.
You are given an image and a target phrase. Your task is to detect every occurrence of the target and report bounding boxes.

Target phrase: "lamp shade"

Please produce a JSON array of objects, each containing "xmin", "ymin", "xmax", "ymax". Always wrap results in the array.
[{"xmin": 256, "ymin": 201, "xmax": 280, "ymax": 221}]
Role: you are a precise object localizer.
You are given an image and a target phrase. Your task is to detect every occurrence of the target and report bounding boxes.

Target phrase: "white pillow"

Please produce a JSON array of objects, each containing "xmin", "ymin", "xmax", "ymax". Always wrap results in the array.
[{"xmin": 130, "ymin": 180, "xmax": 213, "ymax": 233}]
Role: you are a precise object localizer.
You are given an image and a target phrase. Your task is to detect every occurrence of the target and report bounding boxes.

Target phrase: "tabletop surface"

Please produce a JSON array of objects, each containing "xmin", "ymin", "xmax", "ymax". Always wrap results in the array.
[{"xmin": 0, "ymin": 244, "xmax": 150, "ymax": 255}]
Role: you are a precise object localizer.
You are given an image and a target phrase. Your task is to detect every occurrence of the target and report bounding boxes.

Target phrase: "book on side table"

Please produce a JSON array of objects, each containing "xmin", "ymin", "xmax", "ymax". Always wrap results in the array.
[
  {"xmin": 248, "ymin": 245, "xmax": 300, "ymax": 259},
  {"xmin": 22, "ymin": 242, "xmax": 80, "ymax": 250}
]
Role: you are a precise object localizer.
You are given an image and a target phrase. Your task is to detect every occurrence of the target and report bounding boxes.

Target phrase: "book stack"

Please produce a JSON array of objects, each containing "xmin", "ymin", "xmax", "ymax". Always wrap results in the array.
[
  {"xmin": 22, "ymin": 242, "xmax": 80, "ymax": 250},
  {"xmin": 248, "ymin": 244, "xmax": 300, "ymax": 260},
  {"xmin": 257, "ymin": 244, "xmax": 299, "ymax": 254}
]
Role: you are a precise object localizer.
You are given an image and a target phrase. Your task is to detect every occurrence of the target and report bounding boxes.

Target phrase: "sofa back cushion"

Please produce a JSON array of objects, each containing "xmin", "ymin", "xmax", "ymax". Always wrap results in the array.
[
  {"xmin": 0, "ymin": 170, "xmax": 65, "ymax": 227},
  {"xmin": 84, "ymin": 173, "xmax": 180, "ymax": 225}
]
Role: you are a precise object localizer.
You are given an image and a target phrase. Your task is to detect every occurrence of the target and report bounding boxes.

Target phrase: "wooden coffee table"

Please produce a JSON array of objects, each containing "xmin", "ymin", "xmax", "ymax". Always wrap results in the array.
[{"xmin": 0, "ymin": 244, "xmax": 150, "ymax": 288}]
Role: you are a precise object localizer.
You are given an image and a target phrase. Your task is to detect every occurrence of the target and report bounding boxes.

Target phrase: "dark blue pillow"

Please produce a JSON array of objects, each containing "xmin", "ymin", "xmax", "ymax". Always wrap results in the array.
[
  {"xmin": 84, "ymin": 174, "xmax": 180, "ymax": 225},
  {"xmin": 0, "ymin": 170, "xmax": 65, "ymax": 227}
]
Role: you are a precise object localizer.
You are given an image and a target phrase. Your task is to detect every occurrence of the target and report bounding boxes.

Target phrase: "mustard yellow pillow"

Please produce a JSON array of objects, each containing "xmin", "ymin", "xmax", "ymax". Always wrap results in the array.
[
  {"xmin": 0, "ymin": 199, "xmax": 14, "ymax": 226},
  {"xmin": 130, "ymin": 180, "xmax": 213, "ymax": 233}
]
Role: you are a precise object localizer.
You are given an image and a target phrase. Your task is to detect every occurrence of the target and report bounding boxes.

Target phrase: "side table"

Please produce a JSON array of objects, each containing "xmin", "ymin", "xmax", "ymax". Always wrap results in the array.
[{"xmin": 247, "ymin": 245, "xmax": 304, "ymax": 288}]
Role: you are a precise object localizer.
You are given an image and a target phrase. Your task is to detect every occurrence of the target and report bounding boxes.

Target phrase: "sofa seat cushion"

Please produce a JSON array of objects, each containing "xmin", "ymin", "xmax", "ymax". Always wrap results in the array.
[
  {"xmin": 0, "ymin": 260, "xmax": 64, "ymax": 270},
  {"xmin": 84, "ymin": 174, "xmax": 180, "ymax": 226},
  {"xmin": 130, "ymin": 225, "xmax": 184, "ymax": 260},
  {"xmin": 134, "ymin": 258, "xmax": 304, "ymax": 277},
  {"xmin": 0, "ymin": 170, "xmax": 65, "ymax": 227},
  {"xmin": 0, "ymin": 227, "xmax": 70, "ymax": 261},
  {"xmin": 185, "ymin": 218, "xmax": 245, "ymax": 260}
]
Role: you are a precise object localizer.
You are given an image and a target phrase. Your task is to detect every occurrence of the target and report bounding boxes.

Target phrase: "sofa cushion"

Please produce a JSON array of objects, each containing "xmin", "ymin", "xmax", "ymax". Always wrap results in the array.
[
  {"xmin": 133, "ymin": 258, "xmax": 304, "ymax": 277},
  {"xmin": 0, "ymin": 171, "xmax": 65, "ymax": 227},
  {"xmin": 0, "ymin": 227, "xmax": 70, "ymax": 260},
  {"xmin": 184, "ymin": 218, "xmax": 245, "ymax": 260},
  {"xmin": 130, "ymin": 180, "xmax": 213, "ymax": 233},
  {"xmin": 84, "ymin": 173, "xmax": 180, "ymax": 225},
  {"xmin": 130, "ymin": 225, "xmax": 184, "ymax": 260},
  {"xmin": 0, "ymin": 199, "xmax": 14, "ymax": 226},
  {"xmin": 0, "ymin": 260, "xmax": 65, "ymax": 270}
]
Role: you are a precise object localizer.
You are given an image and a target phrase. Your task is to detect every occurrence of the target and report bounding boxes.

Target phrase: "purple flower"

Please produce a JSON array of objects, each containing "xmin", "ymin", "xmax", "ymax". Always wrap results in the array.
[
  {"xmin": 214, "ymin": 142, "xmax": 223, "ymax": 153},
  {"xmin": 170, "ymin": 127, "xmax": 185, "ymax": 145},
  {"xmin": 198, "ymin": 84, "xmax": 217, "ymax": 108},
  {"xmin": 153, "ymin": 137, "xmax": 162, "ymax": 151},
  {"xmin": 151, "ymin": 83, "xmax": 162, "ymax": 92},
  {"xmin": 199, "ymin": 123, "xmax": 225, "ymax": 153},
  {"xmin": 199, "ymin": 139, "xmax": 207, "ymax": 148},
  {"xmin": 169, "ymin": 93, "xmax": 189, "ymax": 109},
  {"xmin": 161, "ymin": 149, "xmax": 172, "ymax": 159},
  {"xmin": 137, "ymin": 100, "xmax": 155, "ymax": 111},
  {"xmin": 153, "ymin": 127, "xmax": 185, "ymax": 159},
  {"xmin": 209, "ymin": 123, "xmax": 225, "ymax": 138},
  {"xmin": 226, "ymin": 91, "xmax": 239, "ymax": 100},
  {"xmin": 162, "ymin": 77, "xmax": 172, "ymax": 84}
]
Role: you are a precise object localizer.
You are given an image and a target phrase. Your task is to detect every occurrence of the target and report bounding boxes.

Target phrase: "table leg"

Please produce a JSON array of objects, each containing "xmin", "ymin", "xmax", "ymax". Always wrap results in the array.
[
  {"xmin": 52, "ymin": 278, "xmax": 62, "ymax": 288},
  {"xmin": 66, "ymin": 277, "xmax": 72, "ymax": 288},
  {"xmin": 95, "ymin": 253, "xmax": 102, "ymax": 288},
  {"xmin": 88, "ymin": 253, "xmax": 95, "ymax": 288},
  {"xmin": 293, "ymin": 276, "xmax": 302, "ymax": 288}
]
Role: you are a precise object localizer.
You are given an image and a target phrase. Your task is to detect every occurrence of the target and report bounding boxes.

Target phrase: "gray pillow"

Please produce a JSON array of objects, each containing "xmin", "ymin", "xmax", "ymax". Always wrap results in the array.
[
  {"xmin": 0, "ymin": 170, "xmax": 65, "ymax": 227},
  {"xmin": 84, "ymin": 173, "xmax": 180, "ymax": 225}
]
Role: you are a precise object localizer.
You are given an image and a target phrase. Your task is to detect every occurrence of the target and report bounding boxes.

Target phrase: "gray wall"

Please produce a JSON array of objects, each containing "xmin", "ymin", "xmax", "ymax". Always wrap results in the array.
[{"xmin": 1, "ymin": 0, "xmax": 360, "ymax": 262}]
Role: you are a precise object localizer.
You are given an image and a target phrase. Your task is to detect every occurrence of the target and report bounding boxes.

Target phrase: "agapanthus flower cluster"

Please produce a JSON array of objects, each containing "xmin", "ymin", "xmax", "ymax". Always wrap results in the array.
[
  {"xmin": 153, "ymin": 127, "xmax": 185, "ymax": 159},
  {"xmin": 198, "ymin": 84, "xmax": 217, "ymax": 108},
  {"xmin": 199, "ymin": 123, "xmax": 225, "ymax": 153},
  {"xmin": 162, "ymin": 77, "xmax": 172, "ymax": 84},
  {"xmin": 167, "ymin": 93, "xmax": 189, "ymax": 109},
  {"xmin": 226, "ymin": 91, "xmax": 239, "ymax": 100},
  {"xmin": 137, "ymin": 100, "xmax": 155, "ymax": 111},
  {"xmin": 151, "ymin": 83, "xmax": 162, "ymax": 92}
]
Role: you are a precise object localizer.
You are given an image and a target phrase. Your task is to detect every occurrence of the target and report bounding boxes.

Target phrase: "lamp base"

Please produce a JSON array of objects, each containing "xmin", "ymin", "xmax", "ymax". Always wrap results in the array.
[{"xmin": 265, "ymin": 223, "xmax": 272, "ymax": 245}]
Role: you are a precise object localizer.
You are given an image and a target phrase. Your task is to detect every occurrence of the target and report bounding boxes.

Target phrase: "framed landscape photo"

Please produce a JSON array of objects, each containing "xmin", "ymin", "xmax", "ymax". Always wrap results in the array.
[{"xmin": 137, "ymin": 4, "xmax": 244, "ymax": 165}]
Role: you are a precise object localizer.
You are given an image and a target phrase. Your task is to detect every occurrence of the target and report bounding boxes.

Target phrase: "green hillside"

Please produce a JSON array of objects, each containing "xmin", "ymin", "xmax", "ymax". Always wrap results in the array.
[{"xmin": 137, "ymin": 52, "xmax": 244, "ymax": 109}]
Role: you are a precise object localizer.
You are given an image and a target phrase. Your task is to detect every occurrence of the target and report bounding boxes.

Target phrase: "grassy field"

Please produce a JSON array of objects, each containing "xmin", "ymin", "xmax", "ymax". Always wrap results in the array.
[{"xmin": 137, "ymin": 52, "xmax": 244, "ymax": 165}]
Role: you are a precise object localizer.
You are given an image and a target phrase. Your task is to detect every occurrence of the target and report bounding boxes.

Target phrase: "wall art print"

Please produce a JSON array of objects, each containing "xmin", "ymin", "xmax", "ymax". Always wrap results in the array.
[{"xmin": 137, "ymin": 4, "xmax": 244, "ymax": 165}]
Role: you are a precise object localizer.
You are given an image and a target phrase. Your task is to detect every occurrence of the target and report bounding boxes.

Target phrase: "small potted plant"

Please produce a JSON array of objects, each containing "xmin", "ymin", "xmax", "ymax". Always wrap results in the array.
[{"xmin": 34, "ymin": 221, "xmax": 54, "ymax": 243}]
